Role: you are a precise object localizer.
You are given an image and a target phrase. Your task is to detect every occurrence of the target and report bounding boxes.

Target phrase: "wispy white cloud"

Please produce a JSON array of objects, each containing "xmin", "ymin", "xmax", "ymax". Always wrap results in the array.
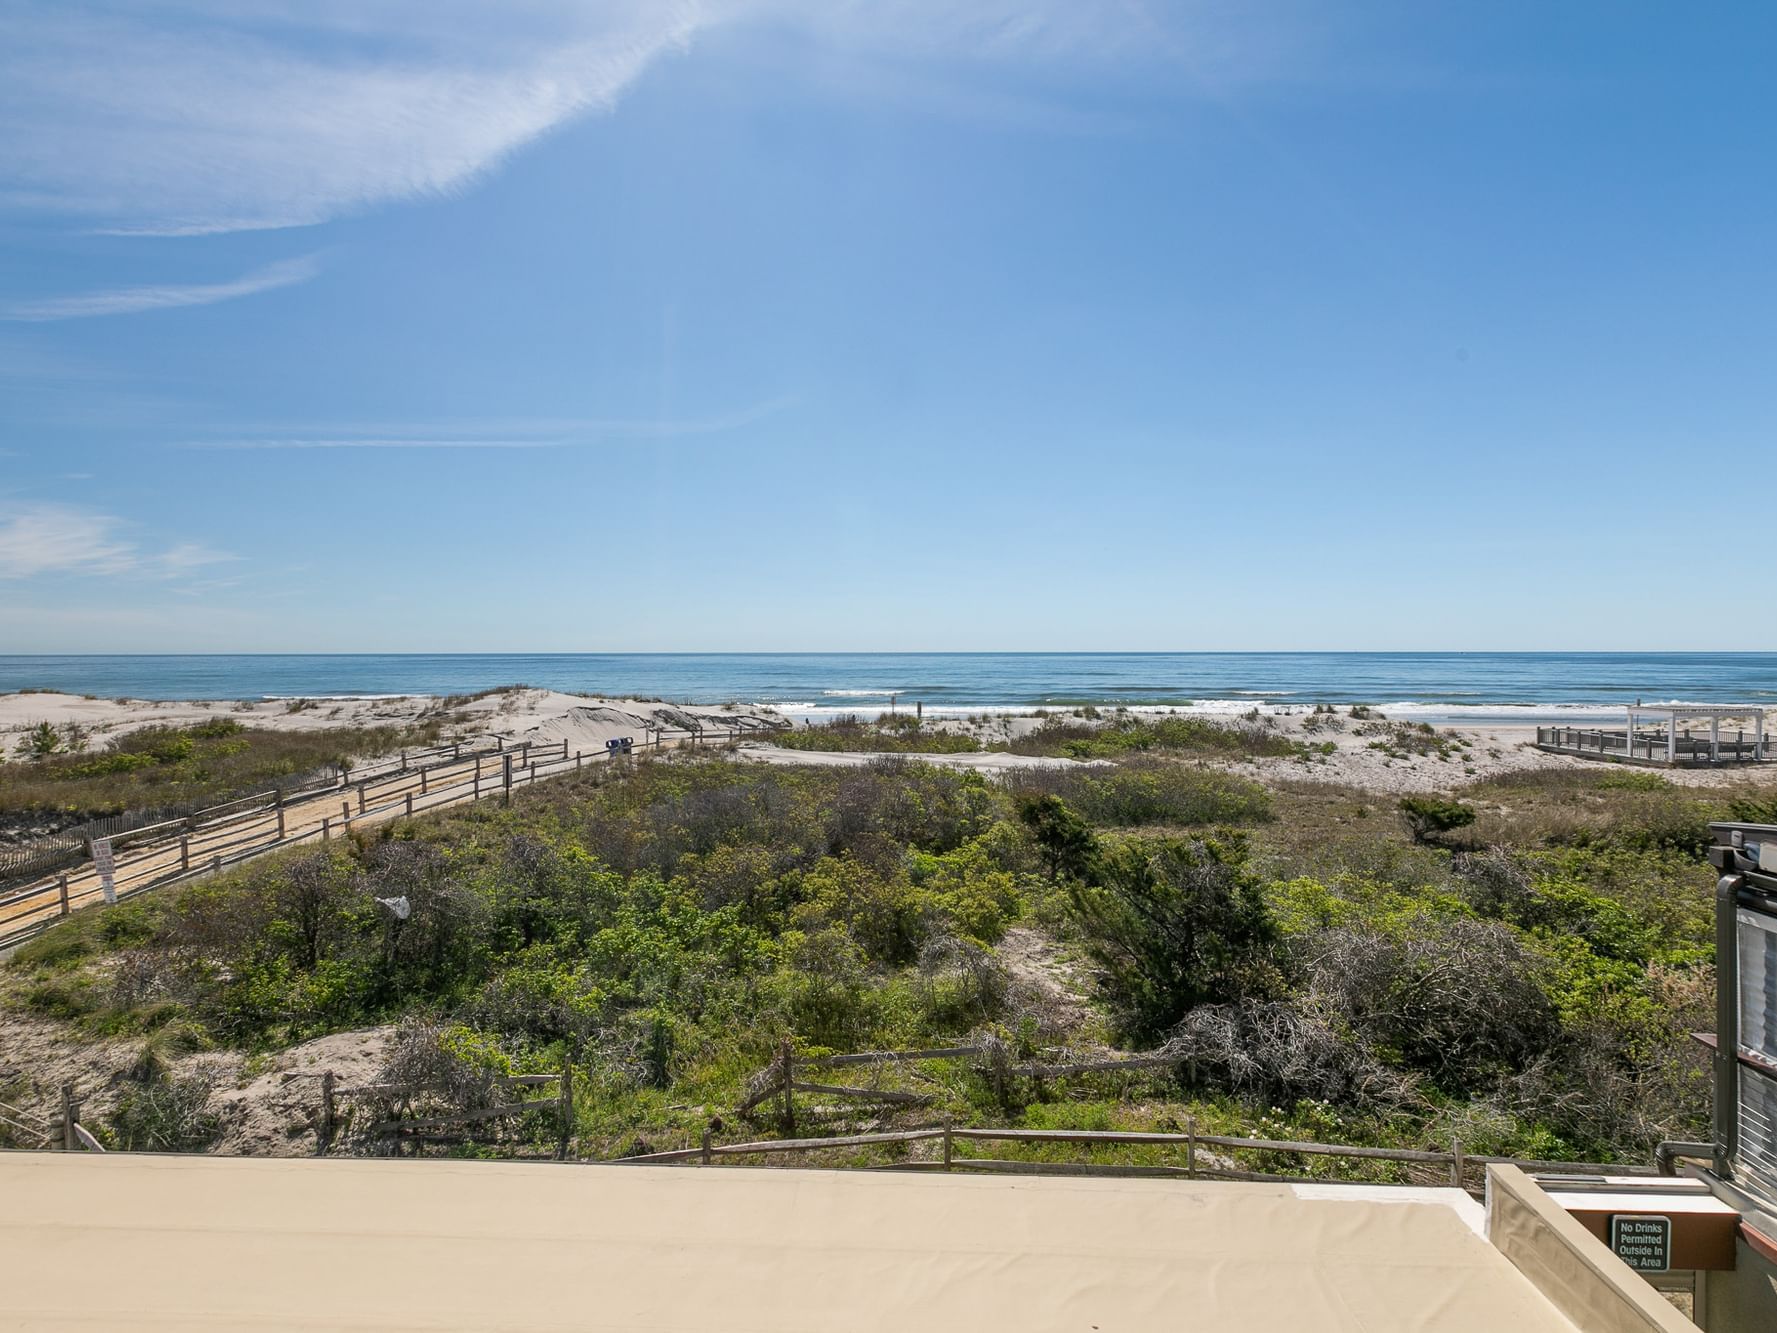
[
  {"xmin": 0, "ymin": 2, "xmax": 1282, "ymax": 235},
  {"xmin": 180, "ymin": 395, "xmax": 798, "ymax": 449},
  {"xmin": 189, "ymin": 438, "xmax": 567, "ymax": 451},
  {"xmin": 0, "ymin": 2, "xmax": 706, "ymax": 235},
  {"xmin": 0, "ymin": 255, "xmax": 321, "ymax": 321},
  {"xmin": 0, "ymin": 504, "xmax": 136, "ymax": 578},
  {"xmin": 151, "ymin": 541, "xmax": 238, "ymax": 577},
  {"xmin": 0, "ymin": 503, "xmax": 237, "ymax": 581}
]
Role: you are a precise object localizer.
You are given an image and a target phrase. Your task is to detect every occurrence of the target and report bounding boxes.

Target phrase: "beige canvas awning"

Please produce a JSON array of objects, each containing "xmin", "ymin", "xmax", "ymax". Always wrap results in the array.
[{"xmin": 0, "ymin": 1153, "xmax": 1589, "ymax": 1331}]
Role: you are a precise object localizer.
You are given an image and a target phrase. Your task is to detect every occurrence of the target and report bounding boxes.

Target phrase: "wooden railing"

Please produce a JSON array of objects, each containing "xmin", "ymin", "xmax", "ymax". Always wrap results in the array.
[
  {"xmin": 0, "ymin": 723, "xmax": 783, "ymax": 951},
  {"xmin": 703, "ymin": 1041, "xmax": 1665, "ymax": 1194},
  {"xmin": 613, "ymin": 1121, "xmax": 1657, "ymax": 1195},
  {"xmin": 21, "ymin": 1061, "xmax": 1662, "ymax": 1192},
  {"xmin": 1535, "ymin": 726, "xmax": 1768, "ymax": 764},
  {"xmin": 316, "ymin": 1069, "xmax": 574, "ymax": 1156},
  {"xmin": 1, "ymin": 1084, "xmax": 102, "ymax": 1152}
]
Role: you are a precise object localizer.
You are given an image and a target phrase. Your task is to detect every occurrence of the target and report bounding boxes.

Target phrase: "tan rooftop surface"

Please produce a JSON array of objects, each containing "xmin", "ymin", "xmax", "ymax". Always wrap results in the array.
[{"xmin": 0, "ymin": 1153, "xmax": 1579, "ymax": 1331}]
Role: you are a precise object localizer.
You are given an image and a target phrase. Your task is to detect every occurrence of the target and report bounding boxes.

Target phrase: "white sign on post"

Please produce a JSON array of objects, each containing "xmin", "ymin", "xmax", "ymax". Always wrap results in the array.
[{"xmin": 92, "ymin": 837, "xmax": 117, "ymax": 905}]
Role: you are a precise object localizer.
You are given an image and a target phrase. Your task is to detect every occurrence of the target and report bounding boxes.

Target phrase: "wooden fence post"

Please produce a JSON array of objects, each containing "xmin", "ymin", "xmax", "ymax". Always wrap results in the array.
[
  {"xmin": 779, "ymin": 1039, "xmax": 795, "ymax": 1134},
  {"xmin": 57, "ymin": 875, "xmax": 70, "ymax": 917},
  {"xmin": 358, "ymin": 786, "xmax": 367, "ymax": 815},
  {"xmin": 60, "ymin": 1083, "xmax": 76, "ymax": 1151},
  {"xmin": 701, "ymin": 1124, "xmax": 714, "ymax": 1166},
  {"xmin": 420, "ymin": 769, "xmax": 428, "ymax": 795},
  {"xmin": 556, "ymin": 1061, "xmax": 575, "ymax": 1161},
  {"xmin": 319, "ymin": 1070, "xmax": 335, "ymax": 1155},
  {"xmin": 942, "ymin": 1119, "xmax": 953, "ymax": 1171},
  {"xmin": 502, "ymin": 754, "xmax": 513, "ymax": 803},
  {"xmin": 404, "ymin": 793, "xmax": 414, "ymax": 818},
  {"xmin": 322, "ymin": 817, "xmax": 331, "ymax": 842},
  {"xmin": 276, "ymin": 807, "xmax": 286, "ymax": 839},
  {"xmin": 1186, "ymin": 1116, "xmax": 1197, "ymax": 1179},
  {"xmin": 1450, "ymin": 1137, "xmax": 1465, "ymax": 1190},
  {"xmin": 341, "ymin": 800, "xmax": 351, "ymax": 825},
  {"xmin": 180, "ymin": 837, "xmax": 190, "ymax": 871},
  {"xmin": 212, "ymin": 854, "xmax": 223, "ymax": 874}
]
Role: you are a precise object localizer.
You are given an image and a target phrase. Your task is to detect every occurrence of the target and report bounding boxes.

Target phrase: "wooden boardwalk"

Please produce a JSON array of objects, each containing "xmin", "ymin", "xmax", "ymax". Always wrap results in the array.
[
  {"xmin": 1534, "ymin": 726, "xmax": 1770, "ymax": 767},
  {"xmin": 0, "ymin": 728, "xmax": 754, "ymax": 950}
]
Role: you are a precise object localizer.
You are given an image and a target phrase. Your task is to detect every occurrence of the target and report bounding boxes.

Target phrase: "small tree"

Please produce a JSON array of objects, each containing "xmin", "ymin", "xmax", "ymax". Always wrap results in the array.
[
  {"xmin": 1398, "ymin": 795, "xmax": 1476, "ymax": 845},
  {"xmin": 1017, "ymin": 794, "xmax": 1099, "ymax": 882},
  {"xmin": 1067, "ymin": 835, "xmax": 1278, "ymax": 1043},
  {"xmin": 20, "ymin": 721, "xmax": 61, "ymax": 759}
]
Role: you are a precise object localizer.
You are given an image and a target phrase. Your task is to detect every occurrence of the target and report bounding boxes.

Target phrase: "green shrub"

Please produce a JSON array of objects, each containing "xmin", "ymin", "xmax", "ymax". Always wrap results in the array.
[
  {"xmin": 1006, "ymin": 714, "xmax": 1302, "ymax": 760},
  {"xmin": 1598, "ymin": 770, "xmax": 1670, "ymax": 793},
  {"xmin": 774, "ymin": 717, "xmax": 980, "ymax": 755},
  {"xmin": 19, "ymin": 721, "xmax": 61, "ymax": 758},
  {"xmin": 1066, "ymin": 834, "xmax": 1278, "ymax": 1043},
  {"xmin": 1398, "ymin": 795, "xmax": 1476, "ymax": 844},
  {"xmin": 1007, "ymin": 760, "xmax": 1272, "ymax": 828},
  {"xmin": 1017, "ymin": 794, "xmax": 1100, "ymax": 882}
]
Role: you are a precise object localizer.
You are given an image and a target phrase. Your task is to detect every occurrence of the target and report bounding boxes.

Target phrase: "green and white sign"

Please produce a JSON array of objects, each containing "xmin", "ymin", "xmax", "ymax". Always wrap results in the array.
[{"xmin": 1609, "ymin": 1214, "xmax": 1671, "ymax": 1272}]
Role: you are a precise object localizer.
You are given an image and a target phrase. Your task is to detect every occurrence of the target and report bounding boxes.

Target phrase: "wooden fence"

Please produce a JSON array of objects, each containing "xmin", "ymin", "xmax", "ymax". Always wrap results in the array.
[
  {"xmin": 0, "ymin": 736, "xmax": 506, "ymax": 888},
  {"xmin": 19, "ymin": 1060, "xmax": 1663, "ymax": 1193},
  {"xmin": 0, "ymin": 1084, "xmax": 103, "ymax": 1153},
  {"xmin": 0, "ymin": 722, "xmax": 784, "ymax": 951},
  {"xmin": 316, "ymin": 1068, "xmax": 575, "ymax": 1158},
  {"xmin": 706, "ymin": 1041, "xmax": 1665, "ymax": 1194},
  {"xmin": 613, "ymin": 1121, "xmax": 1658, "ymax": 1196}
]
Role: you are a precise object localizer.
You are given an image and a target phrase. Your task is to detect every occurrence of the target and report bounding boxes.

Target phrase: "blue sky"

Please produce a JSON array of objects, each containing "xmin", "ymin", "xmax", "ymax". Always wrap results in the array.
[{"xmin": 2, "ymin": 2, "xmax": 1773, "ymax": 653}]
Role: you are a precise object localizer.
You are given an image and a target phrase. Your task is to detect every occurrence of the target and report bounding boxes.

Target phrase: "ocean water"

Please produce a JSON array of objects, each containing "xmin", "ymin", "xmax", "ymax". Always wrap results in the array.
[{"xmin": 1, "ymin": 653, "xmax": 1773, "ymax": 724}]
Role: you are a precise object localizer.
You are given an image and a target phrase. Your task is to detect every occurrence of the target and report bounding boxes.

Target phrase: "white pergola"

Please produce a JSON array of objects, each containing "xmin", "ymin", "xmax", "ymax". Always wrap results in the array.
[{"xmin": 1625, "ymin": 703, "xmax": 1767, "ymax": 763}]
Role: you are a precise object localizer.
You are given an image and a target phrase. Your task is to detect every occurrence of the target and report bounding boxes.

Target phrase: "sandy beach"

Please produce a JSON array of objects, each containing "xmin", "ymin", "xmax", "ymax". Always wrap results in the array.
[
  {"xmin": 2, "ymin": 690, "xmax": 1763, "ymax": 795},
  {"xmin": 0, "ymin": 688, "xmax": 784, "ymax": 763}
]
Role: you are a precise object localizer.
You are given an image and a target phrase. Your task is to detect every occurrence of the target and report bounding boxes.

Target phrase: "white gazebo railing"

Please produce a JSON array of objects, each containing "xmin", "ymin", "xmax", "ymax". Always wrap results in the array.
[{"xmin": 1537, "ymin": 705, "xmax": 1768, "ymax": 765}]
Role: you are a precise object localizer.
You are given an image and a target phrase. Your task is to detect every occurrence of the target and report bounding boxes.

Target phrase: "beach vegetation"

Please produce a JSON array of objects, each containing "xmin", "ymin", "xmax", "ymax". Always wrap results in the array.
[
  {"xmin": 3, "ymin": 749, "xmax": 1763, "ymax": 1170},
  {"xmin": 1064, "ymin": 830, "xmax": 1279, "ymax": 1043},
  {"xmin": 1001, "ymin": 714, "xmax": 1303, "ymax": 760},
  {"xmin": 0, "ymin": 719, "xmax": 442, "ymax": 824},
  {"xmin": 1397, "ymin": 795, "xmax": 1477, "ymax": 844},
  {"xmin": 1359, "ymin": 721, "xmax": 1469, "ymax": 761},
  {"xmin": 771, "ymin": 715, "xmax": 980, "ymax": 754},
  {"xmin": 1005, "ymin": 759, "xmax": 1273, "ymax": 828},
  {"xmin": 17, "ymin": 721, "xmax": 64, "ymax": 759}
]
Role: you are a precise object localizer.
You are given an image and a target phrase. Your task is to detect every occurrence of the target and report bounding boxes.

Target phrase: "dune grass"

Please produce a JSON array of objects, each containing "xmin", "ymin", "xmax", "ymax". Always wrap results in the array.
[
  {"xmin": 0, "ymin": 718, "xmax": 443, "ymax": 821},
  {"xmin": 772, "ymin": 714, "xmax": 981, "ymax": 754}
]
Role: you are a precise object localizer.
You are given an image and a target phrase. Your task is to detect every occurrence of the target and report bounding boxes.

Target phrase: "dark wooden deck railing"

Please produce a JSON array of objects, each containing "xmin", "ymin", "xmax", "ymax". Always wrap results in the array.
[{"xmin": 1535, "ymin": 726, "xmax": 1768, "ymax": 765}]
